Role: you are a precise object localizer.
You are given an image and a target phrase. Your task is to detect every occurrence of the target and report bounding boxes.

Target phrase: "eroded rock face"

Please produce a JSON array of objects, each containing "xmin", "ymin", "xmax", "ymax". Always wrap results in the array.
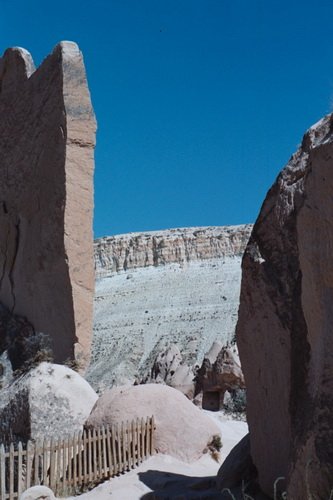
[
  {"xmin": 95, "ymin": 225, "xmax": 252, "ymax": 276},
  {"xmin": 237, "ymin": 115, "xmax": 333, "ymax": 497},
  {"xmin": 0, "ymin": 43, "xmax": 96, "ymax": 369}
]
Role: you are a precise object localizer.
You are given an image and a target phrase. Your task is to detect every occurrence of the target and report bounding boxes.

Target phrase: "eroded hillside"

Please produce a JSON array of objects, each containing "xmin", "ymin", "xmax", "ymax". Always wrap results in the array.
[{"xmin": 88, "ymin": 225, "xmax": 252, "ymax": 392}]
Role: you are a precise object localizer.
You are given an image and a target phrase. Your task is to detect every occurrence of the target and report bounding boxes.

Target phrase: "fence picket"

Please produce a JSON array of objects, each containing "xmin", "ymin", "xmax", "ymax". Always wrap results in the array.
[
  {"xmin": 92, "ymin": 429, "xmax": 97, "ymax": 479},
  {"xmin": 145, "ymin": 417, "xmax": 150, "ymax": 459},
  {"xmin": 0, "ymin": 444, "xmax": 5, "ymax": 500},
  {"xmin": 150, "ymin": 415, "xmax": 155, "ymax": 455},
  {"xmin": 78, "ymin": 432, "xmax": 83, "ymax": 486},
  {"xmin": 73, "ymin": 432, "xmax": 78, "ymax": 490},
  {"xmin": 26, "ymin": 441, "xmax": 33, "ymax": 490},
  {"xmin": 87, "ymin": 429, "xmax": 93, "ymax": 481},
  {"xmin": 106, "ymin": 426, "xmax": 112, "ymax": 477},
  {"xmin": 0, "ymin": 416, "xmax": 155, "ymax": 498},
  {"xmin": 42, "ymin": 438, "xmax": 47, "ymax": 487},
  {"xmin": 83, "ymin": 429, "xmax": 87, "ymax": 483},
  {"xmin": 140, "ymin": 418, "xmax": 145, "ymax": 460},
  {"xmin": 111, "ymin": 425, "xmax": 117, "ymax": 475},
  {"xmin": 116, "ymin": 423, "xmax": 121, "ymax": 473},
  {"xmin": 9, "ymin": 442, "xmax": 14, "ymax": 498},
  {"xmin": 49, "ymin": 439, "xmax": 56, "ymax": 492},
  {"xmin": 101, "ymin": 427, "xmax": 107, "ymax": 479},
  {"xmin": 17, "ymin": 441, "xmax": 23, "ymax": 498},
  {"xmin": 131, "ymin": 420, "xmax": 134, "ymax": 469},
  {"xmin": 66, "ymin": 435, "xmax": 73, "ymax": 486},
  {"xmin": 136, "ymin": 418, "xmax": 141, "ymax": 465}
]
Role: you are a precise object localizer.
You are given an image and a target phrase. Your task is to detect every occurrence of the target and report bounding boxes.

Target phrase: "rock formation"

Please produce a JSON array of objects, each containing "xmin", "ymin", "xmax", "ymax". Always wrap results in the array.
[
  {"xmin": 0, "ymin": 42, "xmax": 96, "ymax": 370},
  {"xmin": 195, "ymin": 343, "xmax": 245, "ymax": 411},
  {"xmin": 86, "ymin": 383, "xmax": 220, "ymax": 463},
  {"xmin": 20, "ymin": 485, "xmax": 56, "ymax": 500},
  {"xmin": 89, "ymin": 225, "xmax": 252, "ymax": 391},
  {"xmin": 0, "ymin": 362, "xmax": 98, "ymax": 443},
  {"xmin": 147, "ymin": 344, "xmax": 195, "ymax": 398},
  {"xmin": 236, "ymin": 114, "xmax": 333, "ymax": 497},
  {"xmin": 95, "ymin": 225, "xmax": 252, "ymax": 276}
]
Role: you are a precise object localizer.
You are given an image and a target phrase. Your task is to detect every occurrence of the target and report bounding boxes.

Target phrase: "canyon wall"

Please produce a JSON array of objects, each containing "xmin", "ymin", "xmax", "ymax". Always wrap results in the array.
[
  {"xmin": 236, "ymin": 115, "xmax": 333, "ymax": 498},
  {"xmin": 0, "ymin": 43, "xmax": 96, "ymax": 369},
  {"xmin": 94, "ymin": 225, "xmax": 252, "ymax": 277}
]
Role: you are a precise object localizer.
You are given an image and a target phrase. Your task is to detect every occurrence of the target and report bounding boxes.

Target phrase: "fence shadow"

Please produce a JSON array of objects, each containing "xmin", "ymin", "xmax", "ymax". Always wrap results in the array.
[{"xmin": 138, "ymin": 470, "xmax": 221, "ymax": 499}]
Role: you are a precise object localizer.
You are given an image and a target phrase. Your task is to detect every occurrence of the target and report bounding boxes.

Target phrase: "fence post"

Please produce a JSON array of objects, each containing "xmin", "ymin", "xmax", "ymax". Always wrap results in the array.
[{"xmin": 0, "ymin": 443, "xmax": 6, "ymax": 499}]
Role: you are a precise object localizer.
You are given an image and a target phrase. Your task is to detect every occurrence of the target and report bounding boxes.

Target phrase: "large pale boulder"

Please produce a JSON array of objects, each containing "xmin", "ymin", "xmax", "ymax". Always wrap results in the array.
[
  {"xmin": 86, "ymin": 384, "xmax": 220, "ymax": 462},
  {"xmin": 236, "ymin": 114, "xmax": 333, "ymax": 497},
  {"xmin": 0, "ymin": 42, "xmax": 96, "ymax": 369},
  {"xmin": 0, "ymin": 362, "xmax": 98, "ymax": 442}
]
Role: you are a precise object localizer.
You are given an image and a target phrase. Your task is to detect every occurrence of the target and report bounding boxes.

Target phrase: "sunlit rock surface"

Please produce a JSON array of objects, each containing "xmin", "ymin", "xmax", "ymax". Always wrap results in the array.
[{"xmin": 0, "ymin": 42, "xmax": 96, "ymax": 369}]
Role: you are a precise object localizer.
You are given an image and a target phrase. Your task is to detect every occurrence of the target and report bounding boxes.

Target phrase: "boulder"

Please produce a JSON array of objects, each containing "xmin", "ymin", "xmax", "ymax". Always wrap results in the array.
[
  {"xmin": 0, "ymin": 42, "xmax": 96, "ymax": 370},
  {"xmin": 236, "ymin": 114, "xmax": 333, "ymax": 497},
  {"xmin": 86, "ymin": 383, "xmax": 220, "ymax": 462},
  {"xmin": 0, "ymin": 362, "xmax": 98, "ymax": 442},
  {"xmin": 216, "ymin": 434, "xmax": 256, "ymax": 489},
  {"xmin": 20, "ymin": 486, "xmax": 56, "ymax": 500}
]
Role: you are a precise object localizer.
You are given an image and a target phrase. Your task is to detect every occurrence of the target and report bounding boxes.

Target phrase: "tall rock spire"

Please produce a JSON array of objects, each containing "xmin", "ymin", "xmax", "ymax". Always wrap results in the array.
[{"xmin": 0, "ymin": 42, "xmax": 96, "ymax": 369}]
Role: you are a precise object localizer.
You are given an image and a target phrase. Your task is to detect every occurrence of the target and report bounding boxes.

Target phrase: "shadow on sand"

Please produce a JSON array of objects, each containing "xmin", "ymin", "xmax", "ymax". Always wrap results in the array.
[
  {"xmin": 138, "ymin": 470, "xmax": 271, "ymax": 499},
  {"xmin": 138, "ymin": 470, "xmax": 222, "ymax": 499}
]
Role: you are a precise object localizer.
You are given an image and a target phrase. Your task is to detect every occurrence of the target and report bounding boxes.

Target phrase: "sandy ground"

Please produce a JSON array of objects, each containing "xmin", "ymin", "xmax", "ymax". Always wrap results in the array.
[{"xmin": 64, "ymin": 411, "xmax": 247, "ymax": 500}]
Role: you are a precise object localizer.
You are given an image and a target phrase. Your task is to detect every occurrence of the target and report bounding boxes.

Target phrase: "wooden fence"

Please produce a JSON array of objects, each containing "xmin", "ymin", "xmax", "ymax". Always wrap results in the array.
[{"xmin": 0, "ymin": 416, "xmax": 155, "ymax": 499}]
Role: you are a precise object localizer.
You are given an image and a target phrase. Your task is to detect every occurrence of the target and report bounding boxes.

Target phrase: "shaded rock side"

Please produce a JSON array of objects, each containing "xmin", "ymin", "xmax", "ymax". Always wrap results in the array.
[
  {"xmin": 236, "ymin": 114, "xmax": 333, "ymax": 497},
  {"xmin": 94, "ymin": 225, "xmax": 253, "ymax": 276},
  {"xmin": 0, "ymin": 42, "xmax": 96, "ymax": 368}
]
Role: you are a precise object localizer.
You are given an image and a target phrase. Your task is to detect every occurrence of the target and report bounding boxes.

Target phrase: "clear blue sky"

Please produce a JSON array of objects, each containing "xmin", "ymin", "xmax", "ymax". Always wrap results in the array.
[{"xmin": 1, "ymin": 0, "xmax": 333, "ymax": 237}]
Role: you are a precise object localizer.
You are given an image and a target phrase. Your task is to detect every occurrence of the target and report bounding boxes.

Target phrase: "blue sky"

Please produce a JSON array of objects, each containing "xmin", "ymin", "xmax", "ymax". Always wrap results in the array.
[{"xmin": 1, "ymin": 1, "xmax": 333, "ymax": 237}]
